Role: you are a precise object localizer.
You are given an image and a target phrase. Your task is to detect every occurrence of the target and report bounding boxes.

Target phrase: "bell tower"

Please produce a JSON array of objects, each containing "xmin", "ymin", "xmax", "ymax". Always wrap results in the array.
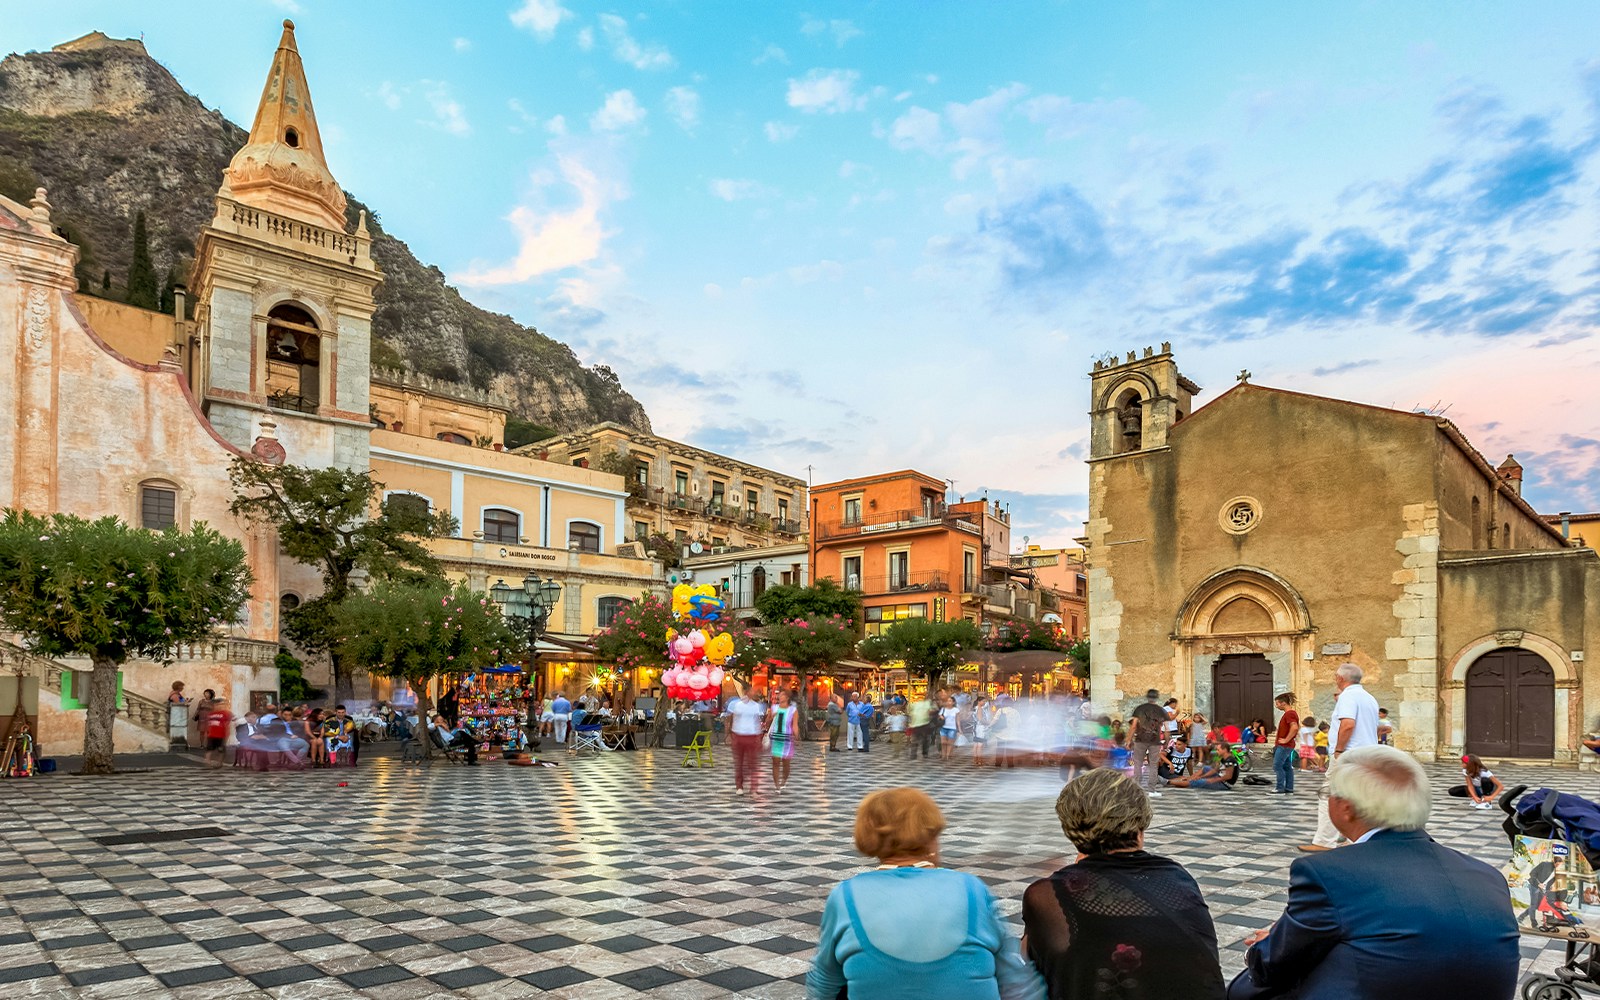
[
  {"xmin": 190, "ymin": 19, "xmax": 381, "ymax": 469},
  {"xmin": 1088, "ymin": 342, "xmax": 1200, "ymax": 460}
]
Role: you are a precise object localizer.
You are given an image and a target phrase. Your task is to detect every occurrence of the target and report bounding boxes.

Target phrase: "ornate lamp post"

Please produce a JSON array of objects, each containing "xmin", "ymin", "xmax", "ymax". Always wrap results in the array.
[{"xmin": 490, "ymin": 572, "xmax": 562, "ymax": 694}]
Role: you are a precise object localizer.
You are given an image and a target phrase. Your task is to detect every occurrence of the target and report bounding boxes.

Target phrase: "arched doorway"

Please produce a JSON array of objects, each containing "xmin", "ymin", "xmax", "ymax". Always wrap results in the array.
[{"xmin": 1465, "ymin": 648, "xmax": 1554, "ymax": 757}]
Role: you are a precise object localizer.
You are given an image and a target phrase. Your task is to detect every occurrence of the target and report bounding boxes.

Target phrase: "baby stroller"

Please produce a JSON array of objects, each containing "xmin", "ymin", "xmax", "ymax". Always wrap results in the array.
[{"xmin": 1501, "ymin": 783, "xmax": 1600, "ymax": 999}]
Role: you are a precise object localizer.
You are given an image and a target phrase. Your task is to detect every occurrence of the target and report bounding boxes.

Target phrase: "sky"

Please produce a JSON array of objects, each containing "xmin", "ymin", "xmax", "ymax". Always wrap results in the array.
[{"xmin": 10, "ymin": 1, "xmax": 1600, "ymax": 546}]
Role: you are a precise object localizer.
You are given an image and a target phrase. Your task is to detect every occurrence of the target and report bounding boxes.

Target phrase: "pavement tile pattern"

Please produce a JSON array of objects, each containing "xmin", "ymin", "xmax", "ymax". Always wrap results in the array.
[{"xmin": 0, "ymin": 744, "xmax": 1587, "ymax": 998}]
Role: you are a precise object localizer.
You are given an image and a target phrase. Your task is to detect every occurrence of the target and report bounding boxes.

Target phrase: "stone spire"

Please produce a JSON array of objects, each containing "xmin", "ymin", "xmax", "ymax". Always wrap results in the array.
[{"xmin": 221, "ymin": 20, "xmax": 348, "ymax": 231}]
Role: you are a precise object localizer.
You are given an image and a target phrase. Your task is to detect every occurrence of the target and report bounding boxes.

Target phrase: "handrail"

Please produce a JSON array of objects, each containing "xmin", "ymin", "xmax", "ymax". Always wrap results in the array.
[{"xmin": 0, "ymin": 638, "xmax": 183, "ymax": 738}]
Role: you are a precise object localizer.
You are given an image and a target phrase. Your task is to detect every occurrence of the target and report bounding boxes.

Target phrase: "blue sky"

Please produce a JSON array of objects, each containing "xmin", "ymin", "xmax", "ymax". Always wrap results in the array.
[{"xmin": 12, "ymin": 2, "xmax": 1600, "ymax": 545}]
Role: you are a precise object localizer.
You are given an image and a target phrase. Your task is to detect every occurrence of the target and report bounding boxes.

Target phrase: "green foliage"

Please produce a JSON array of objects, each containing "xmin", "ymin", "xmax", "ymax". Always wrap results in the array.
[
  {"xmin": 762, "ymin": 614, "xmax": 856, "ymax": 675},
  {"xmin": 594, "ymin": 450, "xmax": 633, "ymax": 477},
  {"xmin": 228, "ymin": 459, "xmax": 457, "ymax": 693},
  {"xmin": 126, "ymin": 210, "xmax": 158, "ymax": 309},
  {"xmin": 1066, "ymin": 638, "xmax": 1090, "ymax": 679},
  {"xmin": 645, "ymin": 532, "xmax": 680, "ymax": 567},
  {"xmin": 158, "ymin": 268, "xmax": 176, "ymax": 314},
  {"xmin": 0, "ymin": 154, "xmax": 39, "ymax": 203},
  {"xmin": 754, "ymin": 579, "xmax": 862, "ymax": 630},
  {"xmin": 0, "ymin": 509, "xmax": 252, "ymax": 664},
  {"xmin": 858, "ymin": 618, "xmax": 983, "ymax": 682},
  {"xmin": 985, "ymin": 619, "xmax": 1070, "ymax": 652},
  {"xmin": 332, "ymin": 580, "xmax": 513, "ymax": 683},
  {"xmin": 591, "ymin": 593, "xmax": 675, "ymax": 673},
  {"xmin": 275, "ymin": 648, "xmax": 323, "ymax": 702},
  {"xmin": 505, "ymin": 417, "xmax": 557, "ymax": 450},
  {"xmin": 370, "ymin": 338, "xmax": 406, "ymax": 371}
]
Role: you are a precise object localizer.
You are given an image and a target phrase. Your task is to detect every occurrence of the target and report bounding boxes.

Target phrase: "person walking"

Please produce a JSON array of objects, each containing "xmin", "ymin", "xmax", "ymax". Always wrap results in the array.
[
  {"xmin": 907, "ymin": 692, "xmax": 933, "ymax": 759},
  {"xmin": 972, "ymin": 695, "xmax": 993, "ymax": 767},
  {"xmin": 550, "ymin": 690, "xmax": 571, "ymax": 744},
  {"xmin": 201, "ymin": 698, "xmax": 231, "ymax": 767},
  {"xmin": 1300, "ymin": 663, "xmax": 1380, "ymax": 852},
  {"xmin": 845, "ymin": 691, "xmax": 865, "ymax": 751},
  {"xmin": 1129, "ymin": 689, "xmax": 1168, "ymax": 798},
  {"xmin": 859, "ymin": 695, "xmax": 876, "ymax": 753},
  {"xmin": 825, "ymin": 695, "xmax": 843, "ymax": 752},
  {"xmin": 725, "ymin": 684, "xmax": 768, "ymax": 797},
  {"xmin": 939, "ymin": 696, "xmax": 960, "ymax": 760},
  {"xmin": 768, "ymin": 687, "xmax": 799, "ymax": 792},
  {"xmin": 1272, "ymin": 692, "xmax": 1300, "ymax": 794}
]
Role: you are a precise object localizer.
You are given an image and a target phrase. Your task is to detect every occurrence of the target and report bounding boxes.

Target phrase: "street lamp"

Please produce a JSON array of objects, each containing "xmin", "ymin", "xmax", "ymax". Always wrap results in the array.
[{"xmin": 491, "ymin": 572, "xmax": 563, "ymax": 692}]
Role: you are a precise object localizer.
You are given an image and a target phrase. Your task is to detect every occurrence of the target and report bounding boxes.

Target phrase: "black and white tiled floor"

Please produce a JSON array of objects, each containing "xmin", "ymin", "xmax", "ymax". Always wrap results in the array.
[{"xmin": 0, "ymin": 745, "xmax": 1586, "ymax": 998}]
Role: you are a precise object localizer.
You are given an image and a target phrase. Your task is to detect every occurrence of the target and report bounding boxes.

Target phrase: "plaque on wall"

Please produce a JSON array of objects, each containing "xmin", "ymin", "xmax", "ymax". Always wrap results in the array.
[{"xmin": 1321, "ymin": 642, "xmax": 1352, "ymax": 656}]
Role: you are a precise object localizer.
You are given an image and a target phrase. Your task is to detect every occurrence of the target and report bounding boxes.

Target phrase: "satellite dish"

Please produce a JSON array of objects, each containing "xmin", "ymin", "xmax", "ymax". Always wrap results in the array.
[{"xmin": 689, "ymin": 542, "xmax": 704, "ymax": 554}]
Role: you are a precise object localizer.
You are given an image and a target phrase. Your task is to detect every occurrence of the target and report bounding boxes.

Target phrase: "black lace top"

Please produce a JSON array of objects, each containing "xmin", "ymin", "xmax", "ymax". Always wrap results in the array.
[{"xmin": 1022, "ymin": 851, "xmax": 1225, "ymax": 1000}]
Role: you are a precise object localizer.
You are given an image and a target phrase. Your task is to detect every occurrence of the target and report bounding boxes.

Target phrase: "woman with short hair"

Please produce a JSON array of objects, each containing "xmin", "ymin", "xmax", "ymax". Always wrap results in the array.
[
  {"xmin": 807, "ymin": 787, "xmax": 1044, "ymax": 1000},
  {"xmin": 1022, "ymin": 769, "xmax": 1224, "ymax": 999}
]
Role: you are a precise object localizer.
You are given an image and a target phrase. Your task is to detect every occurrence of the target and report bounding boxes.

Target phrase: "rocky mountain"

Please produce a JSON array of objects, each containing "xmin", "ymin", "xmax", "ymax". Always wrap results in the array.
[{"xmin": 0, "ymin": 32, "xmax": 649, "ymax": 440}]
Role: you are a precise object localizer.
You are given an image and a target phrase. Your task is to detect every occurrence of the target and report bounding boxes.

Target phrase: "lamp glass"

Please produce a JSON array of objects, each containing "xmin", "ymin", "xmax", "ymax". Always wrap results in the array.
[{"xmin": 489, "ymin": 579, "xmax": 512, "ymax": 605}]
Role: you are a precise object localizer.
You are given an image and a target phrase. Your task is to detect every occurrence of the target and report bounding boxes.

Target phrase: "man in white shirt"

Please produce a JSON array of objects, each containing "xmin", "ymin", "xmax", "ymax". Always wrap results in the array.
[
  {"xmin": 723, "ymin": 684, "xmax": 768, "ymax": 797},
  {"xmin": 1301, "ymin": 662, "xmax": 1381, "ymax": 851}
]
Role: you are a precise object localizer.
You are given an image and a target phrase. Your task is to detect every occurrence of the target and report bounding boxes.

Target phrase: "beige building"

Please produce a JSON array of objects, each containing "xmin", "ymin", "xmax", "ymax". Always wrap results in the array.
[
  {"xmin": 1013, "ymin": 544, "xmax": 1089, "ymax": 640},
  {"xmin": 534, "ymin": 422, "xmax": 809, "ymax": 552},
  {"xmin": 1085, "ymin": 344, "xmax": 1599, "ymax": 763}
]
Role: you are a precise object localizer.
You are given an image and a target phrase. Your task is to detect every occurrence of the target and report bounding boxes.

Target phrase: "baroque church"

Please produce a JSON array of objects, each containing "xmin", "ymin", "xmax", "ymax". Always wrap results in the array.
[
  {"xmin": 1, "ymin": 22, "xmax": 666, "ymax": 757},
  {"xmin": 1085, "ymin": 346, "xmax": 1600, "ymax": 764}
]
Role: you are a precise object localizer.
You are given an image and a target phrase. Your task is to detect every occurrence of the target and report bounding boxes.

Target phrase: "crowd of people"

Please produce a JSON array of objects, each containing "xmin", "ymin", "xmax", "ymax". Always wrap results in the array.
[{"xmin": 806, "ymin": 746, "xmax": 1522, "ymax": 1000}]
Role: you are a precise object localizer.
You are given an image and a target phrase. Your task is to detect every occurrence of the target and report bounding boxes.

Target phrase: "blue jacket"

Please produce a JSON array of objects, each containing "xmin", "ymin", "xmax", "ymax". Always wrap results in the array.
[{"xmin": 1227, "ymin": 828, "xmax": 1519, "ymax": 1000}]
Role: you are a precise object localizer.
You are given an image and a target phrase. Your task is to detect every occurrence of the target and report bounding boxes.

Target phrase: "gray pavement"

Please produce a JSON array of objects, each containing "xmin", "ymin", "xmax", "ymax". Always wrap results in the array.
[{"xmin": 0, "ymin": 742, "xmax": 1585, "ymax": 998}]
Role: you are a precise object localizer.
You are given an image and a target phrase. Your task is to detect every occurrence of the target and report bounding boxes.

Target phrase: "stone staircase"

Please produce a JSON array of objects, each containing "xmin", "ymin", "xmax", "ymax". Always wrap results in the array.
[{"xmin": 0, "ymin": 638, "xmax": 168, "ymax": 738}]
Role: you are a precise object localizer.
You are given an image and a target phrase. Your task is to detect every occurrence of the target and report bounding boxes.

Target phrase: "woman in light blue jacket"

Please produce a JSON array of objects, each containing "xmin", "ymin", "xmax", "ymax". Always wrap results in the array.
[{"xmin": 807, "ymin": 787, "xmax": 1045, "ymax": 1000}]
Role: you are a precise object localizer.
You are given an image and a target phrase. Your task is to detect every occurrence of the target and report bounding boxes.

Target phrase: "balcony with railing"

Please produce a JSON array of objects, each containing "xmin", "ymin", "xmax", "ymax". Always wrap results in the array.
[
  {"xmin": 626, "ymin": 485, "xmax": 806, "ymax": 535},
  {"xmin": 818, "ymin": 505, "xmax": 980, "ymax": 541},
  {"xmin": 854, "ymin": 569, "xmax": 949, "ymax": 595}
]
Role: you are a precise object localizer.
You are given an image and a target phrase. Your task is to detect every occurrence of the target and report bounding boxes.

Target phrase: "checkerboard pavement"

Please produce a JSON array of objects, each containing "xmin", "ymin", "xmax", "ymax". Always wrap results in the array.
[{"xmin": 0, "ymin": 744, "xmax": 1589, "ymax": 998}]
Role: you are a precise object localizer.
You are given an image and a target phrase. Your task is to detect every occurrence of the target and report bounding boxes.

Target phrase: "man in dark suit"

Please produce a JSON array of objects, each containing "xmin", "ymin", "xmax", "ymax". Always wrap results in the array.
[{"xmin": 1228, "ymin": 745, "xmax": 1519, "ymax": 1000}]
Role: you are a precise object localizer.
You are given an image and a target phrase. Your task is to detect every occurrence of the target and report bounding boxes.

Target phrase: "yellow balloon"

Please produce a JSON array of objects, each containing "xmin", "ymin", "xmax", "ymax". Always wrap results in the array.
[{"xmin": 705, "ymin": 633, "xmax": 735, "ymax": 664}]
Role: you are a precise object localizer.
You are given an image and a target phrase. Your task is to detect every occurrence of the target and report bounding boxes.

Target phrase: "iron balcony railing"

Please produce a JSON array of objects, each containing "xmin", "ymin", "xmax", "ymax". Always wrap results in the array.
[
  {"xmin": 818, "ymin": 506, "xmax": 980, "ymax": 540},
  {"xmin": 856, "ymin": 570, "xmax": 949, "ymax": 595}
]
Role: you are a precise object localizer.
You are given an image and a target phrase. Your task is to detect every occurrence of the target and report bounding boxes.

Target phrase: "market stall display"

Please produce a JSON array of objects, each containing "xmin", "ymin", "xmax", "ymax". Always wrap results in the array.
[{"xmin": 457, "ymin": 666, "xmax": 532, "ymax": 755}]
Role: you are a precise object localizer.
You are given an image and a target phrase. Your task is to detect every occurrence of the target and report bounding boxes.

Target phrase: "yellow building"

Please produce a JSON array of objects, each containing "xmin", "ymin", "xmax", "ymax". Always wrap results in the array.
[{"xmin": 533, "ymin": 422, "xmax": 809, "ymax": 552}]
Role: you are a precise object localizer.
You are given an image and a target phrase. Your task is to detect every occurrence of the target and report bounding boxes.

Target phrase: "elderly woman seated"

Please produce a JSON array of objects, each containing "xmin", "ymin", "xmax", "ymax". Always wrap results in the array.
[
  {"xmin": 807, "ymin": 787, "xmax": 1045, "ymax": 1000},
  {"xmin": 1023, "ymin": 769, "xmax": 1225, "ymax": 999}
]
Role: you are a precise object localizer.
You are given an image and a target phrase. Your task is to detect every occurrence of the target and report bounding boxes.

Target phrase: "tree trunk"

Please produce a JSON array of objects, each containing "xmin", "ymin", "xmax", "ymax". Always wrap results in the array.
[
  {"xmin": 80, "ymin": 655, "xmax": 122, "ymax": 775},
  {"xmin": 331, "ymin": 651, "xmax": 355, "ymax": 705}
]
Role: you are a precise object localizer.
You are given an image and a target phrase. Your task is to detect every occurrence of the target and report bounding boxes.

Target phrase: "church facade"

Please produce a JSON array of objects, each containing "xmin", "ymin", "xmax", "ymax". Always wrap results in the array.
[
  {"xmin": 0, "ymin": 23, "xmax": 668, "ymax": 757},
  {"xmin": 1085, "ymin": 346, "xmax": 1600, "ymax": 763}
]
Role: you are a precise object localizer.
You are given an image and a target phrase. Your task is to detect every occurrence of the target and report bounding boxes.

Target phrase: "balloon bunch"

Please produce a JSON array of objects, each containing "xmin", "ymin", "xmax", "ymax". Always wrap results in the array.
[{"xmin": 662, "ymin": 583, "xmax": 733, "ymax": 699}]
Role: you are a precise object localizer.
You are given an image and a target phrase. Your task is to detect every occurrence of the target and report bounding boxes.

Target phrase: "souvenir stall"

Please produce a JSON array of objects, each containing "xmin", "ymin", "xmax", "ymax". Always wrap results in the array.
[{"xmin": 456, "ymin": 665, "xmax": 533, "ymax": 754}]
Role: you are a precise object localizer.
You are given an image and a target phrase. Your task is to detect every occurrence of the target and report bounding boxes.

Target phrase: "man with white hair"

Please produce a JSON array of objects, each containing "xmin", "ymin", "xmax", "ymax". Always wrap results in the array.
[
  {"xmin": 1228, "ymin": 745, "xmax": 1518, "ymax": 999},
  {"xmin": 1299, "ymin": 662, "xmax": 1379, "ymax": 852}
]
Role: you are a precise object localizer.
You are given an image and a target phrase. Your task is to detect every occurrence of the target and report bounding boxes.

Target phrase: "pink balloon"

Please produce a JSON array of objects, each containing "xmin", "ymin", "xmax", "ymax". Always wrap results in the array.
[
  {"xmin": 690, "ymin": 630, "xmax": 707, "ymax": 648},
  {"xmin": 688, "ymin": 673, "xmax": 708, "ymax": 690},
  {"xmin": 709, "ymin": 667, "xmax": 724, "ymax": 686},
  {"xmin": 673, "ymin": 637, "xmax": 693, "ymax": 656}
]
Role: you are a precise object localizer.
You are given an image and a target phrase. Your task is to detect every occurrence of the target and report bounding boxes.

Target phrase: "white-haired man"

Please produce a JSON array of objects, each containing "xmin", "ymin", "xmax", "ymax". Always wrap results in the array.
[
  {"xmin": 1228, "ymin": 745, "xmax": 1518, "ymax": 1000},
  {"xmin": 1299, "ymin": 662, "xmax": 1379, "ymax": 852}
]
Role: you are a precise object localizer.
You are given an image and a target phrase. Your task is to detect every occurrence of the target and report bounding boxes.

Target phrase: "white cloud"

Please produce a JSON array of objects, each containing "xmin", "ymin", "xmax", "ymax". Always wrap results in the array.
[
  {"xmin": 509, "ymin": 0, "xmax": 571, "ymax": 41},
  {"xmin": 754, "ymin": 44, "xmax": 789, "ymax": 66},
  {"xmin": 787, "ymin": 69, "xmax": 867, "ymax": 114},
  {"xmin": 591, "ymin": 89, "xmax": 646, "ymax": 132},
  {"xmin": 455, "ymin": 154, "xmax": 619, "ymax": 287},
  {"xmin": 577, "ymin": 27, "xmax": 594, "ymax": 51},
  {"xmin": 764, "ymin": 121, "xmax": 799, "ymax": 142},
  {"xmin": 801, "ymin": 17, "xmax": 863, "ymax": 47},
  {"xmin": 375, "ymin": 81, "xmax": 402, "ymax": 111},
  {"xmin": 888, "ymin": 106, "xmax": 942, "ymax": 153},
  {"xmin": 507, "ymin": 98, "xmax": 538, "ymax": 130},
  {"xmin": 267, "ymin": 0, "xmax": 300, "ymax": 12},
  {"xmin": 546, "ymin": 114, "xmax": 568, "ymax": 135},
  {"xmin": 421, "ymin": 81, "xmax": 470, "ymax": 136},
  {"xmin": 709, "ymin": 178, "xmax": 771, "ymax": 201},
  {"xmin": 788, "ymin": 259, "xmax": 845, "ymax": 284},
  {"xmin": 599, "ymin": 13, "xmax": 674, "ymax": 71},
  {"xmin": 664, "ymin": 86, "xmax": 701, "ymax": 131},
  {"xmin": 838, "ymin": 160, "xmax": 868, "ymax": 179},
  {"xmin": 453, "ymin": 37, "xmax": 472, "ymax": 53}
]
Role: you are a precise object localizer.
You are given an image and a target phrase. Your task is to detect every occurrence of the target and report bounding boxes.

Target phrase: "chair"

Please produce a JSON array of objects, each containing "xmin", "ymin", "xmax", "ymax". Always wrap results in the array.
[
  {"xmin": 427, "ymin": 726, "xmax": 468, "ymax": 765},
  {"xmin": 569, "ymin": 724, "xmax": 608, "ymax": 755},
  {"xmin": 399, "ymin": 734, "xmax": 425, "ymax": 766},
  {"xmin": 681, "ymin": 730, "xmax": 712, "ymax": 768}
]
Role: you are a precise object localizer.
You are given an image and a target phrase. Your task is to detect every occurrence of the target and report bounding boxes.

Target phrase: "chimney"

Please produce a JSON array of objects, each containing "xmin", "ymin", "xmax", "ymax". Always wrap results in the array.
[
  {"xmin": 172, "ymin": 283, "xmax": 187, "ymax": 319},
  {"xmin": 1560, "ymin": 512, "xmax": 1572, "ymax": 539},
  {"xmin": 1497, "ymin": 454, "xmax": 1523, "ymax": 496}
]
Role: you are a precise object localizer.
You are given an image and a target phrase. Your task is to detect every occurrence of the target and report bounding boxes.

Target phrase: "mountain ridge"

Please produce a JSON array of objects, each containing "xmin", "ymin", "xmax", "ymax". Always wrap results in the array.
[{"xmin": 0, "ymin": 32, "xmax": 650, "ymax": 441}]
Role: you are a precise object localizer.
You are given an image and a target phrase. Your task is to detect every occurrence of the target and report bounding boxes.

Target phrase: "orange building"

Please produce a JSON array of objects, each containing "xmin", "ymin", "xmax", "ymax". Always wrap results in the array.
[{"xmin": 811, "ymin": 470, "xmax": 1018, "ymax": 634}]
